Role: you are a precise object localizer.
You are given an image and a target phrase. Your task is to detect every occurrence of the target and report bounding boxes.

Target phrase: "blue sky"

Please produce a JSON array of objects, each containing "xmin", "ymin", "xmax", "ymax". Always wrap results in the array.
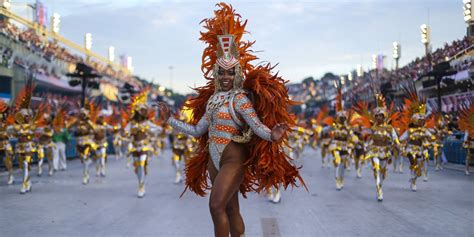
[{"xmin": 15, "ymin": 0, "xmax": 466, "ymax": 94}]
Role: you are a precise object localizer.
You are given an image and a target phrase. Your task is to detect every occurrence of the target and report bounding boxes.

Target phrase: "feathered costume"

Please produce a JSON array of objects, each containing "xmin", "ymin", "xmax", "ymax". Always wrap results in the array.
[
  {"xmin": 124, "ymin": 88, "xmax": 163, "ymax": 198},
  {"xmin": 429, "ymin": 107, "xmax": 452, "ymax": 170},
  {"xmin": 396, "ymin": 82, "xmax": 433, "ymax": 190},
  {"xmin": 0, "ymin": 99, "xmax": 14, "ymax": 185},
  {"xmin": 68, "ymin": 99, "xmax": 96, "ymax": 185},
  {"xmin": 36, "ymin": 102, "xmax": 56, "ymax": 177},
  {"xmin": 459, "ymin": 98, "xmax": 474, "ymax": 175},
  {"xmin": 353, "ymin": 93, "xmax": 400, "ymax": 201},
  {"xmin": 170, "ymin": 3, "xmax": 304, "ymax": 197},
  {"xmin": 11, "ymin": 79, "xmax": 41, "ymax": 194},
  {"xmin": 313, "ymin": 106, "xmax": 332, "ymax": 168},
  {"xmin": 323, "ymin": 84, "xmax": 358, "ymax": 190}
]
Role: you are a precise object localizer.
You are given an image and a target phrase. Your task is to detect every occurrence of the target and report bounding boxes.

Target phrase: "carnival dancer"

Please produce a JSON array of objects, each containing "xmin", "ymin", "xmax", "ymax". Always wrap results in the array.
[
  {"xmin": 68, "ymin": 103, "xmax": 96, "ymax": 185},
  {"xmin": 11, "ymin": 81, "xmax": 40, "ymax": 194},
  {"xmin": 459, "ymin": 100, "xmax": 474, "ymax": 175},
  {"xmin": 320, "ymin": 124, "xmax": 332, "ymax": 168},
  {"xmin": 352, "ymin": 125, "xmax": 365, "ymax": 178},
  {"xmin": 108, "ymin": 106, "xmax": 125, "ymax": 160},
  {"xmin": 431, "ymin": 114, "xmax": 452, "ymax": 171},
  {"xmin": 172, "ymin": 132, "xmax": 188, "ymax": 183},
  {"xmin": 397, "ymin": 84, "xmax": 433, "ymax": 191},
  {"xmin": 36, "ymin": 111, "xmax": 56, "ymax": 177},
  {"xmin": 124, "ymin": 89, "xmax": 162, "ymax": 198},
  {"xmin": 93, "ymin": 114, "xmax": 109, "ymax": 177},
  {"xmin": 111, "ymin": 124, "xmax": 124, "ymax": 160},
  {"xmin": 313, "ymin": 106, "xmax": 331, "ymax": 168},
  {"xmin": 354, "ymin": 94, "xmax": 400, "ymax": 201},
  {"xmin": 0, "ymin": 100, "xmax": 14, "ymax": 185},
  {"xmin": 392, "ymin": 140, "xmax": 403, "ymax": 173},
  {"xmin": 157, "ymin": 4, "xmax": 304, "ymax": 236},
  {"xmin": 287, "ymin": 126, "xmax": 306, "ymax": 167},
  {"xmin": 326, "ymin": 87, "xmax": 358, "ymax": 191}
]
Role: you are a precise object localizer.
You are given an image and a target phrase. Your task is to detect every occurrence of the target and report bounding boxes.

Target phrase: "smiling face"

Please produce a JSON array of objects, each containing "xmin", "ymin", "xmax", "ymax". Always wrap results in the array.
[{"xmin": 217, "ymin": 66, "xmax": 235, "ymax": 92}]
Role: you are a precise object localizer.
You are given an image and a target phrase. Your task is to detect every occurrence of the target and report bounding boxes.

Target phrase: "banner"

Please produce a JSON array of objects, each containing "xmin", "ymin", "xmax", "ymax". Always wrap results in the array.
[{"xmin": 36, "ymin": 1, "xmax": 48, "ymax": 27}]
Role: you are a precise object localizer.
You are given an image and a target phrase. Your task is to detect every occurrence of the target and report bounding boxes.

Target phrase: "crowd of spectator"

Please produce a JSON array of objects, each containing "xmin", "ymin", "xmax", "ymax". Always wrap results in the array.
[
  {"xmin": 346, "ymin": 37, "xmax": 471, "ymax": 101},
  {"xmin": 0, "ymin": 20, "xmax": 132, "ymax": 82}
]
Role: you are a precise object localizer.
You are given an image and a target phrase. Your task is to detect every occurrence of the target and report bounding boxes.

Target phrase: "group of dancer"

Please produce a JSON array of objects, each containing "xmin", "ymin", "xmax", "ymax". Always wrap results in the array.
[
  {"xmin": 0, "ymin": 80, "xmax": 70, "ymax": 194},
  {"xmin": 308, "ymin": 82, "xmax": 474, "ymax": 202},
  {"xmin": 0, "ymin": 78, "xmax": 193, "ymax": 198}
]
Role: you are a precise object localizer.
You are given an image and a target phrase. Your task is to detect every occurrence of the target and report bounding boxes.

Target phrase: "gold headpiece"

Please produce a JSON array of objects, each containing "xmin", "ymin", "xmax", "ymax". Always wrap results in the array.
[
  {"xmin": 130, "ymin": 88, "xmax": 150, "ymax": 117},
  {"xmin": 374, "ymin": 93, "xmax": 387, "ymax": 117}
]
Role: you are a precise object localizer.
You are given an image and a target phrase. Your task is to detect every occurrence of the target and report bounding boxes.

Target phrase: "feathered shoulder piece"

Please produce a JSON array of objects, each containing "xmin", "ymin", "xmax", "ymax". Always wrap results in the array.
[
  {"xmin": 52, "ymin": 107, "xmax": 67, "ymax": 132},
  {"xmin": 394, "ymin": 81, "xmax": 426, "ymax": 134},
  {"xmin": 34, "ymin": 102, "xmax": 51, "ymax": 127},
  {"xmin": 87, "ymin": 100, "xmax": 100, "ymax": 124},
  {"xmin": 314, "ymin": 105, "xmax": 329, "ymax": 126},
  {"xmin": 15, "ymin": 83, "xmax": 34, "ymax": 111},
  {"xmin": 352, "ymin": 100, "xmax": 373, "ymax": 128},
  {"xmin": 13, "ymin": 79, "xmax": 35, "ymax": 124},
  {"xmin": 0, "ymin": 99, "xmax": 8, "ymax": 114},
  {"xmin": 459, "ymin": 98, "xmax": 474, "ymax": 135},
  {"xmin": 335, "ymin": 85, "xmax": 343, "ymax": 113}
]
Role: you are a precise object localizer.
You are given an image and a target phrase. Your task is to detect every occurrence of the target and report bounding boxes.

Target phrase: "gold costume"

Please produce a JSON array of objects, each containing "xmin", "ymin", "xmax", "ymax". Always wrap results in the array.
[
  {"xmin": 69, "ymin": 108, "xmax": 96, "ymax": 185},
  {"xmin": 0, "ymin": 102, "xmax": 14, "ymax": 185},
  {"xmin": 37, "ymin": 120, "xmax": 56, "ymax": 177},
  {"xmin": 124, "ymin": 89, "xmax": 162, "ymax": 198},
  {"xmin": 13, "ymin": 111, "xmax": 37, "ymax": 194},
  {"xmin": 431, "ymin": 116, "xmax": 452, "ymax": 171},
  {"xmin": 172, "ymin": 132, "xmax": 188, "ymax": 183},
  {"xmin": 93, "ymin": 118, "xmax": 109, "ymax": 177}
]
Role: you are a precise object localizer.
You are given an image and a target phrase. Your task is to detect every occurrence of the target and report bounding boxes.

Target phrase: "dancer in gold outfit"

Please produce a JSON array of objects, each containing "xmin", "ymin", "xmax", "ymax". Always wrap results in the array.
[
  {"xmin": 11, "ymin": 82, "xmax": 38, "ymax": 194},
  {"xmin": 37, "ymin": 111, "xmax": 56, "ymax": 177},
  {"xmin": 0, "ymin": 100, "xmax": 14, "ymax": 185},
  {"xmin": 327, "ymin": 88, "xmax": 358, "ymax": 191},
  {"xmin": 397, "ymin": 85, "xmax": 433, "ymax": 191},
  {"xmin": 354, "ymin": 94, "xmax": 400, "ymax": 201},
  {"xmin": 431, "ymin": 114, "xmax": 452, "ymax": 171},
  {"xmin": 124, "ymin": 89, "xmax": 162, "ymax": 198},
  {"xmin": 68, "ymin": 104, "xmax": 96, "ymax": 185}
]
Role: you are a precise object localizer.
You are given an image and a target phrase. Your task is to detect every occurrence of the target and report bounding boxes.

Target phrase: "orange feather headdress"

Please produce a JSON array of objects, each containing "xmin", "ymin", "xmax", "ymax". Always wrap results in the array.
[{"xmin": 393, "ymin": 81, "xmax": 427, "ymax": 134}]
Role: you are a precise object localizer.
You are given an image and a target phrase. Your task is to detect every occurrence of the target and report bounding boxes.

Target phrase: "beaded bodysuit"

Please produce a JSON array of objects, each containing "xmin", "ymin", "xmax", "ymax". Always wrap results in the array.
[{"xmin": 169, "ymin": 89, "xmax": 272, "ymax": 170}]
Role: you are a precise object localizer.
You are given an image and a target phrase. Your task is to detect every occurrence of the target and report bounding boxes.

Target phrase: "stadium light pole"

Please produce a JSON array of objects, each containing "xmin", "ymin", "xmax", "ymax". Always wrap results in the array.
[
  {"xmin": 108, "ymin": 46, "xmax": 115, "ymax": 63},
  {"xmin": 1, "ymin": 0, "xmax": 11, "ymax": 10},
  {"xmin": 372, "ymin": 54, "xmax": 378, "ymax": 80},
  {"xmin": 356, "ymin": 65, "xmax": 363, "ymax": 78},
  {"xmin": 51, "ymin": 13, "xmax": 60, "ymax": 34},
  {"xmin": 420, "ymin": 24, "xmax": 431, "ymax": 69},
  {"xmin": 84, "ymin": 33, "xmax": 92, "ymax": 63},
  {"xmin": 464, "ymin": 0, "xmax": 473, "ymax": 39},
  {"xmin": 392, "ymin": 42, "xmax": 401, "ymax": 71}
]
